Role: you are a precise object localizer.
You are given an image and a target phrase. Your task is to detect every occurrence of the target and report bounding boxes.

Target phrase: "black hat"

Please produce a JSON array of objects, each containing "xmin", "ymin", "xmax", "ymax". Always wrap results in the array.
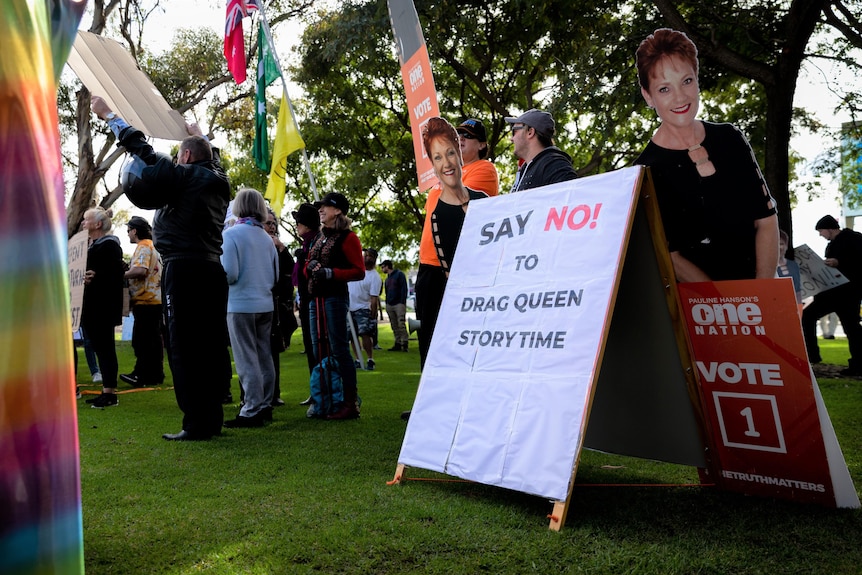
[
  {"xmin": 313, "ymin": 192, "xmax": 349, "ymax": 215},
  {"xmin": 127, "ymin": 215, "xmax": 151, "ymax": 233},
  {"xmin": 456, "ymin": 118, "xmax": 487, "ymax": 142},
  {"xmin": 504, "ymin": 108, "xmax": 555, "ymax": 138},
  {"xmin": 815, "ymin": 215, "xmax": 840, "ymax": 230},
  {"xmin": 291, "ymin": 203, "xmax": 320, "ymax": 229}
]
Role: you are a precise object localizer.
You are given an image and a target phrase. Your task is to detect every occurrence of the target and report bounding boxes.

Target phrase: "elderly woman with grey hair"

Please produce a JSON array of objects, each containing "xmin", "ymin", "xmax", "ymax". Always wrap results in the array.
[
  {"xmin": 220, "ymin": 188, "xmax": 279, "ymax": 428},
  {"xmin": 80, "ymin": 207, "xmax": 125, "ymax": 408}
]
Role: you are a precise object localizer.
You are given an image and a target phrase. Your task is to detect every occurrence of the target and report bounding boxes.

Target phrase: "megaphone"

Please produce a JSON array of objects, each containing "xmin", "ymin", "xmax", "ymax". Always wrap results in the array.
[{"xmin": 408, "ymin": 318, "xmax": 421, "ymax": 334}]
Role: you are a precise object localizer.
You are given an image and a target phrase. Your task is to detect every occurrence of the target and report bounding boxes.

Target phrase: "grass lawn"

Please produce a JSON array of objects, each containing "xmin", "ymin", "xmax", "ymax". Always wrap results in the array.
[{"xmin": 76, "ymin": 329, "xmax": 862, "ymax": 574}]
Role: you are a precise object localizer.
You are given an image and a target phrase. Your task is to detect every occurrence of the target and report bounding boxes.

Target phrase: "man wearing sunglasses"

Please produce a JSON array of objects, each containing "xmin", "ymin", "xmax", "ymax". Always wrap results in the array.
[
  {"xmin": 505, "ymin": 108, "xmax": 578, "ymax": 192},
  {"xmin": 456, "ymin": 118, "xmax": 500, "ymax": 197}
]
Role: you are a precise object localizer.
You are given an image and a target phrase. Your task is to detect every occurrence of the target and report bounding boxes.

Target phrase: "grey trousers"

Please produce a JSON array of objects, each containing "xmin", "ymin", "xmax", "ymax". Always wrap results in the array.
[{"xmin": 227, "ymin": 311, "xmax": 275, "ymax": 418}]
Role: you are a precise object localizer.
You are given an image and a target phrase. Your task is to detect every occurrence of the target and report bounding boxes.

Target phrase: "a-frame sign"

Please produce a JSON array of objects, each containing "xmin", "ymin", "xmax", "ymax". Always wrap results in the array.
[{"xmin": 391, "ymin": 166, "xmax": 859, "ymax": 530}]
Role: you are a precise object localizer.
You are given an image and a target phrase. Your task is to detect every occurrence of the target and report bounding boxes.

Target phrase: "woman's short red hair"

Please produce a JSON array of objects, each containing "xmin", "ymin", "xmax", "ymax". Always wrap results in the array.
[
  {"xmin": 636, "ymin": 28, "xmax": 699, "ymax": 91},
  {"xmin": 422, "ymin": 116, "xmax": 461, "ymax": 163}
]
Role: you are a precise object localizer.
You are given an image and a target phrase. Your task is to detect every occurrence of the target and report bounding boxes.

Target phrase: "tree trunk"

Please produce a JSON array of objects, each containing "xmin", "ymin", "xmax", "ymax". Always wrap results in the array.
[{"xmin": 764, "ymin": 83, "xmax": 795, "ymax": 241}]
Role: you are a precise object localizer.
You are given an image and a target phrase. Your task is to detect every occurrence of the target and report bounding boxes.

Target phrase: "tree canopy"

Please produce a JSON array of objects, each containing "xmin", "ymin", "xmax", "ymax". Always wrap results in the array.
[{"xmin": 60, "ymin": 0, "xmax": 862, "ymax": 257}]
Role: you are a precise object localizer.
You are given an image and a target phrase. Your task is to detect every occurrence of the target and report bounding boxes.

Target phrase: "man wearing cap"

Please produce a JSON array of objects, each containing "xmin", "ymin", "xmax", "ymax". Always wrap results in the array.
[
  {"xmin": 121, "ymin": 216, "xmax": 164, "ymax": 388},
  {"xmin": 456, "ymin": 118, "xmax": 499, "ymax": 196},
  {"xmin": 801, "ymin": 215, "xmax": 862, "ymax": 375},
  {"xmin": 505, "ymin": 108, "xmax": 578, "ymax": 192}
]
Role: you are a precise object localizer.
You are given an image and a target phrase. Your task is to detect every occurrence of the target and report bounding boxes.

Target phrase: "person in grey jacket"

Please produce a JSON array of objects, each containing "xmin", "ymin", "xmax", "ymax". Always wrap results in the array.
[
  {"xmin": 221, "ymin": 189, "xmax": 279, "ymax": 427},
  {"xmin": 505, "ymin": 108, "xmax": 578, "ymax": 192}
]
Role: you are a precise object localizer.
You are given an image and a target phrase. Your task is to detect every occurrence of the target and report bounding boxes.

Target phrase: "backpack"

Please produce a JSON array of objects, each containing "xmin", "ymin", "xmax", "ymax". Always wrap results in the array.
[{"xmin": 307, "ymin": 357, "xmax": 344, "ymax": 418}]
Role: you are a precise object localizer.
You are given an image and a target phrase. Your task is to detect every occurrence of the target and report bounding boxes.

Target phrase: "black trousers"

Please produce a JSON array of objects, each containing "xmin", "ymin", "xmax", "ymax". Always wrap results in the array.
[
  {"xmin": 414, "ymin": 263, "xmax": 447, "ymax": 370},
  {"xmin": 131, "ymin": 303, "xmax": 164, "ymax": 383},
  {"xmin": 81, "ymin": 317, "xmax": 118, "ymax": 388},
  {"xmin": 801, "ymin": 284, "xmax": 862, "ymax": 368},
  {"xmin": 162, "ymin": 259, "xmax": 230, "ymax": 438}
]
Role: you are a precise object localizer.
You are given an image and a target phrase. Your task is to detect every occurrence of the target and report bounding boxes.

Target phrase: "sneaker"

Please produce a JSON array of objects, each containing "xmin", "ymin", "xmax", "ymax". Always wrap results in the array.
[
  {"xmin": 120, "ymin": 373, "xmax": 141, "ymax": 387},
  {"xmin": 387, "ymin": 345, "xmax": 401, "ymax": 352},
  {"xmin": 824, "ymin": 335, "xmax": 836, "ymax": 340},
  {"xmin": 373, "ymin": 344, "xmax": 382, "ymax": 350},
  {"xmin": 299, "ymin": 396, "xmax": 313, "ymax": 406},
  {"xmin": 92, "ymin": 372, "xmax": 103, "ymax": 383},
  {"xmin": 76, "ymin": 386, "xmax": 82, "ymax": 400},
  {"xmin": 366, "ymin": 358, "xmax": 375, "ymax": 371},
  {"xmin": 354, "ymin": 359, "xmax": 362, "ymax": 368},
  {"xmin": 89, "ymin": 393, "xmax": 118, "ymax": 409}
]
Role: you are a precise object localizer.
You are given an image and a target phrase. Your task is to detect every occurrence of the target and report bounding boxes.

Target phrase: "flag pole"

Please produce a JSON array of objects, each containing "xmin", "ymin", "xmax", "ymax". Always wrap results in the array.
[{"xmin": 258, "ymin": 13, "xmax": 320, "ymax": 201}]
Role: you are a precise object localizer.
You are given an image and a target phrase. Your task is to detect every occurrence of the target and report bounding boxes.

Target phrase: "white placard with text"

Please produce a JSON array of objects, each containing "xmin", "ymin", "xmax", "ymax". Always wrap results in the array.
[{"xmin": 398, "ymin": 167, "xmax": 641, "ymax": 500}]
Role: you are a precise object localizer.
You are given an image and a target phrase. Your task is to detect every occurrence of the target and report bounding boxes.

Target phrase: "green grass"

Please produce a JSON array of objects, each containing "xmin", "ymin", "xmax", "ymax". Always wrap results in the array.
[{"xmin": 77, "ymin": 331, "xmax": 862, "ymax": 574}]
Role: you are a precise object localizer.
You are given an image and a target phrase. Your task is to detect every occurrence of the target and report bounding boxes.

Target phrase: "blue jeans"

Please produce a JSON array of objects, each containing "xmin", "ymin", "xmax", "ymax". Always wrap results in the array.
[{"xmin": 308, "ymin": 295, "xmax": 357, "ymax": 403}]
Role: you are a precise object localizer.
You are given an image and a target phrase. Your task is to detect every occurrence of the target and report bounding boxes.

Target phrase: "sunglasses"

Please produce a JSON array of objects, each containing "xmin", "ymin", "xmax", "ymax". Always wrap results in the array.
[{"xmin": 458, "ymin": 132, "xmax": 478, "ymax": 140}]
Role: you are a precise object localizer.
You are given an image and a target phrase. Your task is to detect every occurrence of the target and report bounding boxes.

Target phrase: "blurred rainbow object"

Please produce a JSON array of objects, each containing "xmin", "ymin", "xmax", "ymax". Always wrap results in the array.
[{"xmin": 0, "ymin": 1, "xmax": 87, "ymax": 574}]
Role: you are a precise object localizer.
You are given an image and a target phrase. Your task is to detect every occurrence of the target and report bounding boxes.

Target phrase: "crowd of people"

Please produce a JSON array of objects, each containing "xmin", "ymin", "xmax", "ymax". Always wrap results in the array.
[{"xmin": 77, "ymin": 26, "xmax": 858, "ymax": 440}]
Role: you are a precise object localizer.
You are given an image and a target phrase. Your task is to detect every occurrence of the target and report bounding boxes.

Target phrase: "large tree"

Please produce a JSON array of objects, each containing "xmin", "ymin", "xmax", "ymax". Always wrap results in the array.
[
  {"xmin": 291, "ymin": 0, "xmax": 862, "ymax": 254},
  {"xmin": 60, "ymin": 0, "xmax": 312, "ymax": 238}
]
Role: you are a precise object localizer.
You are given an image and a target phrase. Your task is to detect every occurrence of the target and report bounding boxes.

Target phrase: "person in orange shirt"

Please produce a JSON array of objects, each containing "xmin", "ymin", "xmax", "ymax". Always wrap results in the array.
[{"xmin": 456, "ymin": 118, "xmax": 499, "ymax": 197}]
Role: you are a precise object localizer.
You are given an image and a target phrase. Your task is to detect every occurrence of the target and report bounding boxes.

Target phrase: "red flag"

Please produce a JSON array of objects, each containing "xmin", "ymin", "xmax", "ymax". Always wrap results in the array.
[{"xmin": 224, "ymin": 0, "xmax": 260, "ymax": 84}]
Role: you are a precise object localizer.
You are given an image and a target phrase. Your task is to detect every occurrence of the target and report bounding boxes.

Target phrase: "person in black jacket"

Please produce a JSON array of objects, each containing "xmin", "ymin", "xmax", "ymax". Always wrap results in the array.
[
  {"xmin": 80, "ymin": 207, "xmax": 124, "ymax": 409},
  {"xmin": 92, "ymin": 95, "xmax": 232, "ymax": 441},
  {"xmin": 802, "ymin": 215, "xmax": 862, "ymax": 376},
  {"xmin": 505, "ymin": 109, "xmax": 578, "ymax": 192},
  {"xmin": 292, "ymin": 203, "xmax": 321, "ymax": 377}
]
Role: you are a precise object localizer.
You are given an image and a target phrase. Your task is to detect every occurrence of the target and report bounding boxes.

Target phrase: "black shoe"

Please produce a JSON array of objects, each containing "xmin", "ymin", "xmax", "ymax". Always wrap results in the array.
[
  {"xmin": 261, "ymin": 407, "xmax": 273, "ymax": 422},
  {"xmin": 299, "ymin": 396, "xmax": 313, "ymax": 406},
  {"xmin": 222, "ymin": 393, "xmax": 234, "ymax": 405},
  {"xmin": 824, "ymin": 335, "xmax": 836, "ymax": 340},
  {"xmin": 326, "ymin": 405, "xmax": 360, "ymax": 420},
  {"xmin": 119, "ymin": 373, "xmax": 137, "ymax": 386},
  {"xmin": 387, "ymin": 345, "xmax": 401, "ymax": 351},
  {"xmin": 162, "ymin": 430, "xmax": 211, "ymax": 441},
  {"xmin": 223, "ymin": 414, "xmax": 265, "ymax": 428},
  {"xmin": 272, "ymin": 398, "xmax": 285, "ymax": 407},
  {"xmin": 400, "ymin": 410, "xmax": 411, "ymax": 421},
  {"xmin": 89, "ymin": 393, "xmax": 118, "ymax": 409}
]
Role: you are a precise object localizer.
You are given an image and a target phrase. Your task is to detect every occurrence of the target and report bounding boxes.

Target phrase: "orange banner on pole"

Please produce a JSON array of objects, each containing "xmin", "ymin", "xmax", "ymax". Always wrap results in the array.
[{"xmin": 387, "ymin": 0, "xmax": 440, "ymax": 192}]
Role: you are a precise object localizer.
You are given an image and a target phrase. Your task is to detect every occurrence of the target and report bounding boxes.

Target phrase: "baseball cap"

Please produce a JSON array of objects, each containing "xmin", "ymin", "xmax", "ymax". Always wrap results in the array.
[
  {"xmin": 456, "ymin": 118, "xmax": 487, "ymax": 142},
  {"xmin": 313, "ymin": 192, "xmax": 350, "ymax": 215},
  {"xmin": 504, "ymin": 108, "xmax": 555, "ymax": 138}
]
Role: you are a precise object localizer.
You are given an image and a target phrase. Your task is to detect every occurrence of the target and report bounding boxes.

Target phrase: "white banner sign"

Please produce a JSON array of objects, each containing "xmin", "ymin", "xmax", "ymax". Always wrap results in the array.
[
  {"xmin": 398, "ymin": 167, "xmax": 642, "ymax": 500},
  {"xmin": 794, "ymin": 243, "xmax": 848, "ymax": 300},
  {"xmin": 68, "ymin": 230, "xmax": 88, "ymax": 332}
]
